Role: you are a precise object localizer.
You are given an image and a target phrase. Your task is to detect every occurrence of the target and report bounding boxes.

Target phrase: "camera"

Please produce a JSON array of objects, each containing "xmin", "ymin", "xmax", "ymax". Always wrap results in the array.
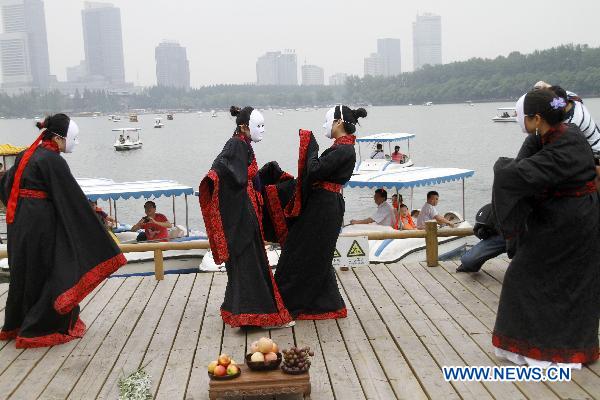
[{"xmin": 142, "ymin": 216, "xmax": 150, "ymax": 223}]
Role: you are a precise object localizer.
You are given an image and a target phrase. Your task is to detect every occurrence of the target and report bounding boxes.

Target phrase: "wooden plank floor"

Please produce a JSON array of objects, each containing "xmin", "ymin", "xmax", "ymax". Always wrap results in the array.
[{"xmin": 0, "ymin": 259, "xmax": 598, "ymax": 400}]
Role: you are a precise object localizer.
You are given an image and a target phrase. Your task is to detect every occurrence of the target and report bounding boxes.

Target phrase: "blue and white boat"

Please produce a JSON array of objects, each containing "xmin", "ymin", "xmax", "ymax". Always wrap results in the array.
[{"xmin": 354, "ymin": 132, "xmax": 415, "ymax": 175}]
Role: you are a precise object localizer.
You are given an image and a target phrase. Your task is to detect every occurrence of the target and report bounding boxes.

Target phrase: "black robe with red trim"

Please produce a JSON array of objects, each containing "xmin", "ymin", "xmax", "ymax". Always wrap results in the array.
[
  {"xmin": 0, "ymin": 143, "xmax": 126, "ymax": 349},
  {"xmin": 199, "ymin": 136, "xmax": 292, "ymax": 327},
  {"xmin": 274, "ymin": 133, "xmax": 356, "ymax": 320},
  {"xmin": 492, "ymin": 124, "xmax": 600, "ymax": 364}
]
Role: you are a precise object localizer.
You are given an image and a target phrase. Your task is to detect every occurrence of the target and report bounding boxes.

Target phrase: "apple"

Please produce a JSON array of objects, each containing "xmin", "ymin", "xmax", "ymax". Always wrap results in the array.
[
  {"xmin": 227, "ymin": 364, "xmax": 239, "ymax": 375},
  {"xmin": 207, "ymin": 360, "xmax": 218, "ymax": 374},
  {"xmin": 250, "ymin": 341, "xmax": 259, "ymax": 353},
  {"xmin": 258, "ymin": 337, "xmax": 274, "ymax": 353},
  {"xmin": 265, "ymin": 352, "xmax": 278, "ymax": 362},
  {"xmin": 251, "ymin": 352, "xmax": 265, "ymax": 362},
  {"xmin": 213, "ymin": 365, "xmax": 227, "ymax": 377},
  {"xmin": 218, "ymin": 354, "xmax": 231, "ymax": 367}
]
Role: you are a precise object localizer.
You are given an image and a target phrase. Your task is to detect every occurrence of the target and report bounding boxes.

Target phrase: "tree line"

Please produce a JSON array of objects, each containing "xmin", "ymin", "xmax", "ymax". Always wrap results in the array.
[{"xmin": 1, "ymin": 44, "xmax": 599, "ymax": 117}]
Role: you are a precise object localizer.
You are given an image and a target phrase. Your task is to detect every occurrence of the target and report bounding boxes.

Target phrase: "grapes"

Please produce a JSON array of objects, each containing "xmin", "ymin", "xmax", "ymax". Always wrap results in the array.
[{"xmin": 281, "ymin": 345, "xmax": 314, "ymax": 374}]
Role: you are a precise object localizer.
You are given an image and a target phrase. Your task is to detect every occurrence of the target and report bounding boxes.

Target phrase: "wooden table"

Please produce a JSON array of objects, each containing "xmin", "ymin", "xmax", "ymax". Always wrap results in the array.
[{"xmin": 208, "ymin": 364, "xmax": 311, "ymax": 399}]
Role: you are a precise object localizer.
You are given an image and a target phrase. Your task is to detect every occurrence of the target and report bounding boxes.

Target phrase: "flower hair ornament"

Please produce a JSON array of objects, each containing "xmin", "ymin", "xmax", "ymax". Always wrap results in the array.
[{"xmin": 550, "ymin": 97, "xmax": 567, "ymax": 110}]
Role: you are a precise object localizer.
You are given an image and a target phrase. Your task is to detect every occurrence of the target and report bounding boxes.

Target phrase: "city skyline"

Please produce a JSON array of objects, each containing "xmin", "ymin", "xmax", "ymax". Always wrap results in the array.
[{"xmin": 2, "ymin": 0, "xmax": 600, "ymax": 88}]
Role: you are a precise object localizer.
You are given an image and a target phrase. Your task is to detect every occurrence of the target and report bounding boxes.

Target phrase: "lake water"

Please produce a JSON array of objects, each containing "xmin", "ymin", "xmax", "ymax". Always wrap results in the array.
[{"xmin": 2, "ymin": 98, "xmax": 599, "ymax": 232}]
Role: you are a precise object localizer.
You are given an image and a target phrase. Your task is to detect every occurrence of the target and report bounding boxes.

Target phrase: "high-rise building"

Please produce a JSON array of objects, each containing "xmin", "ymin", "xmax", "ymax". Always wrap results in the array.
[
  {"xmin": 0, "ymin": 0, "xmax": 50, "ymax": 93},
  {"xmin": 377, "ymin": 38, "xmax": 401, "ymax": 76},
  {"xmin": 301, "ymin": 64, "xmax": 324, "ymax": 86},
  {"xmin": 256, "ymin": 50, "xmax": 297, "ymax": 85},
  {"xmin": 66, "ymin": 60, "xmax": 87, "ymax": 82},
  {"xmin": 364, "ymin": 53, "xmax": 384, "ymax": 77},
  {"xmin": 329, "ymin": 73, "xmax": 347, "ymax": 86},
  {"xmin": 155, "ymin": 40, "xmax": 190, "ymax": 89},
  {"xmin": 413, "ymin": 13, "xmax": 442, "ymax": 70},
  {"xmin": 81, "ymin": 2, "xmax": 125, "ymax": 84}
]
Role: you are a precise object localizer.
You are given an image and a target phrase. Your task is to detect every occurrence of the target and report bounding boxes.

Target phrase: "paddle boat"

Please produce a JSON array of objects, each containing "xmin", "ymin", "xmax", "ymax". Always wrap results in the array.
[
  {"xmin": 492, "ymin": 107, "xmax": 517, "ymax": 122},
  {"xmin": 129, "ymin": 113, "xmax": 138, "ymax": 122},
  {"xmin": 113, "ymin": 128, "xmax": 142, "ymax": 151},
  {"xmin": 342, "ymin": 166, "xmax": 474, "ymax": 263},
  {"xmin": 78, "ymin": 178, "xmax": 208, "ymax": 272},
  {"xmin": 166, "ymin": 113, "xmax": 174, "ymax": 120},
  {"xmin": 354, "ymin": 132, "xmax": 415, "ymax": 175},
  {"xmin": 154, "ymin": 117, "xmax": 164, "ymax": 128}
]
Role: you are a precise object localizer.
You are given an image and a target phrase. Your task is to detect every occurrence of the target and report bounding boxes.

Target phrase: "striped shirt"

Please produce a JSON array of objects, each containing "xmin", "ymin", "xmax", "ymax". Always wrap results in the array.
[{"xmin": 564, "ymin": 100, "xmax": 600, "ymax": 155}]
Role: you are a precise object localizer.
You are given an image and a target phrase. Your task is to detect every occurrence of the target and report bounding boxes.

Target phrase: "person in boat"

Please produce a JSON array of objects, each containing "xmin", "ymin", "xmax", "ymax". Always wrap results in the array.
[
  {"xmin": 416, "ymin": 191, "xmax": 456, "ymax": 229},
  {"xmin": 0, "ymin": 114, "xmax": 126, "ymax": 348},
  {"xmin": 397, "ymin": 204, "xmax": 417, "ymax": 230},
  {"xmin": 391, "ymin": 145, "xmax": 406, "ymax": 163},
  {"xmin": 199, "ymin": 105, "xmax": 293, "ymax": 329},
  {"xmin": 492, "ymin": 89, "xmax": 599, "ymax": 367},
  {"xmin": 501, "ymin": 112, "xmax": 510, "ymax": 118},
  {"xmin": 119, "ymin": 134, "xmax": 125, "ymax": 144},
  {"xmin": 411, "ymin": 209, "xmax": 420, "ymax": 219},
  {"xmin": 350, "ymin": 188, "xmax": 395, "ymax": 227},
  {"xmin": 88, "ymin": 199, "xmax": 116, "ymax": 228},
  {"xmin": 130, "ymin": 201, "xmax": 172, "ymax": 242},
  {"xmin": 370, "ymin": 143, "xmax": 385, "ymax": 159},
  {"xmin": 456, "ymin": 203, "xmax": 506, "ymax": 273},
  {"xmin": 274, "ymin": 105, "xmax": 367, "ymax": 320}
]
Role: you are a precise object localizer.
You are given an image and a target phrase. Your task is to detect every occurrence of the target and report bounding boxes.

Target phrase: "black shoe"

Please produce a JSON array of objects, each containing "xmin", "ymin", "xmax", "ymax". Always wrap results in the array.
[{"xmin": 456, "ymin": 264, "xmax": 480, "ymax": 273}]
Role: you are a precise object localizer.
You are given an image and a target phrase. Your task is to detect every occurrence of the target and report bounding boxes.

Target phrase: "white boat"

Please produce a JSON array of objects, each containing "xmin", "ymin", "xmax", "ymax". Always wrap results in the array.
[
  {"xmin": 78, "ymin": 178, "xmax": 208, "ymax": 270},
  {"xmin": 108, "ymin": 115, "xmax": 121, "ymax": 122},
  {"xmin": 492, "ymin": 107, "xmax": 517, "ymax": 122},
  {"xmin": 153, "ymin": 117, "xmax": 164, "ymax": 128},
  {"xmin": 354, "ymin": 132, "xmax": 415, "ymax": 175},
  {"xmin": 424, "ymin": 101, "xmax": 433, "ymax": 106},
  {"xmin": 342, "ymin": 166, "xmax": 475, "ymax": 263},
  {"xmin": 210, "ymin": 110, "xmax": 217, "ymax": 118},
  {"xmin": 113, "ymin": 128, "xmax": 142, "ymax": 151}
]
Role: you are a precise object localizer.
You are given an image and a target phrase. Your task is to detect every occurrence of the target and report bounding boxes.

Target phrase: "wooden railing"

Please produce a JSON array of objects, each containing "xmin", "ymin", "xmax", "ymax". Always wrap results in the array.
[{"xmin": 0, "ymin": 221, "xmax": 474, "ymax": 280}]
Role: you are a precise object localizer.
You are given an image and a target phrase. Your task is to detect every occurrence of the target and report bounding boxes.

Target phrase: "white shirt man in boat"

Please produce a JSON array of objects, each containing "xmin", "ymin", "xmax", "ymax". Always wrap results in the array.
[
  {"xmin": 350, "ymin": 188, "xmax": 395, "ymax": 227},
  {"xmin": 370, "ymin": 143, "xmax": 385, "ymax": 159},
  {"xmin": 416, "ymin": 191, "xmax": 456, "ymax": 229}
]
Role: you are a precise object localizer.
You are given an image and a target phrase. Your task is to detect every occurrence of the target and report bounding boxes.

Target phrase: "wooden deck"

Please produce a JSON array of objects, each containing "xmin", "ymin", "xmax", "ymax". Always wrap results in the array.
[{"xmin": 0, "ymin": 259, "xmax": 599, "ymax": 399}]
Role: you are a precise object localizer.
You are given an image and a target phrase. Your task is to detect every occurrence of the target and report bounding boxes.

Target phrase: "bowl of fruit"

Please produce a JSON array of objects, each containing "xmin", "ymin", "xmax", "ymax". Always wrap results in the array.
[
  {"xmin": 281, "ymin": 346, "xmax": 314, "ymax": 375},
  {"xmin": 207, "ymin": 354, "xmax": 241, "ymax": 380},
  {"xmin": 245, "ymin": 337, "xmax": 282, "ymax": 371}
]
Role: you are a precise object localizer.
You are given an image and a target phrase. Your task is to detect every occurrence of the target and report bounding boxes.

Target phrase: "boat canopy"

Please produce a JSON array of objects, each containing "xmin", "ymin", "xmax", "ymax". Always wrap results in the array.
[
  {"xmin": 112, "ymin": 128, "xmax": 141, "ymax": 132},
  {"xmin": 78, "ymin": 178, "xmax": 194, "ymax": 201},
  {"xmin": 346, "ymin": 166, "xmax": 474, "ymax": 190},
  {"xmin": 497, "ymin": 107, "xmax": 516, "ymax": 111},
  {"xmin": 356, "ymin": 133, "xmax": 415, "ymax": 143},
  {"xmin": 0, "ymin": 144, "xmax": 27, "ymax": 156}
]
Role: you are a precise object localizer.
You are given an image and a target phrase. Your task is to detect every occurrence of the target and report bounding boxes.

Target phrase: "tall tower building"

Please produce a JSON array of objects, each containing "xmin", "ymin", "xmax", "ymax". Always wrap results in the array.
[
  {"xmin": 81, "ymin": 2, "xmax": 125, "ymax": 83},
  {"xmin": 413, "ymin": 13, "xmax": 442, "ymax": 70},
  {"xmin": 256, "ymin": 50, "xmax": 298, "ymax": 85},
  {"xmin": 155, "ymin": 40, "xmax": 190, "ymax": 89},
  {"xmin": 0, "ymin": 0, "xmax": 50, "ymax": 92},
  {"xmin": 377, "ymin": 38, "xmax": 401, "ymax": 76},
  {"xmin": 301, "ymin": 64, "xmax": 324, "ymax": 86}
]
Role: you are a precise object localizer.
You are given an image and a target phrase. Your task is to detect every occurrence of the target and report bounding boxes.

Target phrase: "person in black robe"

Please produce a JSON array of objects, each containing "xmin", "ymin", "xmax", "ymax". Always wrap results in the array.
[
  {"xmin": 199, "ymin": 106, "xmax": 293, "ymax": 328},
  {"xmin": 274, "ymin": 105, "xmax": 367, "ymax": 320},
  {"xmin": 492, "ymin": 90, "xmax": 599, "ymax": 366},
  {"xmin": 0, "ymin": 114, "xmax": 126, "ymax": 349}
]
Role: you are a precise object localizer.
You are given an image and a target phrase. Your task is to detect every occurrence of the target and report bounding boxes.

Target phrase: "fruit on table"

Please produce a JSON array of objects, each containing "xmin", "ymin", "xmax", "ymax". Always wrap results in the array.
[
  {"xmin": 218, "ymin": 354, "xmax": 231, "ymax": 367},
  {"xmin": 264, "ymin": 352, "xmax": 278, "ymax": 362},
  {"xmin": 227, "ymin": 364, "xmax": 240, "ymax": 376},
  {"xmin": 213, "ymin": 365, "xmax": 227, "ymax": 377},
  {"xmin": 282, "ymin": 346, "xmax": 314, "ymax": 373},
  {"xmin": 207, "ymin": 360, "xmax": 218, "ymax": 374},
  {"xmin": 251, "ymin": 352, "xmax": 265, "ymax": 362},
  {"xmin": 258, "ymin": 337, "xmax": 274, "ymax": 353},
  {"xmin": 250, "ymin": 341, "xmax": 259, "ymax": 353}
]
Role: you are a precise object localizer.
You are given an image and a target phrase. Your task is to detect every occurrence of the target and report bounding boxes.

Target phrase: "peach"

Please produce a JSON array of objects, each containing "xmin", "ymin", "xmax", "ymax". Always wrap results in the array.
[
  {"xmin": 265, "ymin": 352, "xmax": 278, "ymax": 362},
  {"xmin": 251, "ymin": 352, "xmax": 265, "ymax": 362},
  {"xmin": 250, "ymin": 341, "xmax": 259, "ymax": 353},
  {"xmin": 258, "ymin": 337, "xmax": 274, "ymax": 353},
  {"xmin": 272, "ymin": 342, "xmax": 279, "ymax": 353},
  {"xmin": 218, "ymin": 354, "xmax": 231, "ymax": 367},
  {"xmin": 213, "ymin": 365, "xmax": 227, "ymax": 377},
  {"xmin": 207, "ymin": 360, "xmax": 218, "ymax": 374}
]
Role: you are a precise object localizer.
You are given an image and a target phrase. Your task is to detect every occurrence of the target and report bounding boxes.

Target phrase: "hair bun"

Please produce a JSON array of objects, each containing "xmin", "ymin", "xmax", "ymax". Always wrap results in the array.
[
  {"xmin": 35, "ymin": 119, "xmax": 46, "ymax": 130},
  {"xmin": 230, "ymin": 106, "xmax": 241, "ymax": 117},
  {"xmin": 352, "ymin": 108, "xmax": 368, "ymax": 119}
]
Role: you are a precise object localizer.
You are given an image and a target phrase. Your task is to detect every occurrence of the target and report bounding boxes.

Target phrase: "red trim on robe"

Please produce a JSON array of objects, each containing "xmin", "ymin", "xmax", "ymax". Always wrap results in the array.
[
  {"xmin": 199, "ymin": 170, "xmax": 229, "ymax": 265},
  {"xmin": 313, "ymin": 181, "xmax": 343, "ymax": 193},
  {"xmin": 0, "ymin": 329, "xmax": 19, "ymax": 341},
  {"xmin": 284, "ymin": 130, "xmax": 313, "ymax": 218},
  {"xmin": 280, "ymin": 172, "xmax": 294, "ymax": 182},
  {"xmin": 296, "ymin": 308, "xmax": 347, "ymax": 321},
  {"xmin": 264, "ymin": 185, "xmax": 289, "ymax": 245},
  {"xmin": 15, "ymin": 317, "xmax": 86, "ymax": 349},
  {"xmin": 492, "ymin": 332, "xmax": 599, "ymax": 364},
  {"xmin": 18, "ymin": 189, "xmax": 48, "ymax": 199},
  {"xmin": 542, "ymin": 124, "xmax": 567, "ymax": 145},
  {"xmin": 5, "ymin": 132, "xmax": 45, "ymax": 224},
  {"xmin": 333, "ymin": 134, "xmax": 356, "ymax": 146},
  {"xmin": 551, "ymin": 181, "xmax": 597, "ymax": 197},
  {"xmin": 54, "ymin": 253, "xmax": 127, "ymax": 315}
]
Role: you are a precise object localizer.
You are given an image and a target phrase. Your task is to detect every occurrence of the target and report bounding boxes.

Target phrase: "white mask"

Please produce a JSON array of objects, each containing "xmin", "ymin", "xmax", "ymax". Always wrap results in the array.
[
  {"xmin": 249, "ymin": 110, "xmax": 265, "ymax": 142},
  {"xmin": 323, "ymin": 105, "xmax": 343, "ymax": 139},
  {"xmin": 516, "ymin": 94, "xmax": 527, "ymax": 134},
  {"xmin": 64, "ymin": 120, "xmax": 80, "ymax": 153}
]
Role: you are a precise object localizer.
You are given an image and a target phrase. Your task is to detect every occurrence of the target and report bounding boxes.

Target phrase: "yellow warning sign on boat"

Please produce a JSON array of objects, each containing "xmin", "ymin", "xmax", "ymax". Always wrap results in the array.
[
  {"xmin": 333, "ymin": 248, "xmax": 341, "ymax": 258},
  {"xmin": 347, "ymin": 240, "xmax": 366, "ymax": 257}
]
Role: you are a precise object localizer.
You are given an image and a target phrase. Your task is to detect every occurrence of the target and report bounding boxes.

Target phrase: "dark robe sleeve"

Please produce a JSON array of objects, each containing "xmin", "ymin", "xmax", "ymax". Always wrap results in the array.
[
  {"xmin": 37, "ymin": 152, "xmax": 126, "ymax": 315},
  {"xmin": 199, "ymin": 138, "xmax": 256, "ymax": 264},
  {"xmin": 306, "ymin": 143, "xmax": 352, "ymax": 182}
]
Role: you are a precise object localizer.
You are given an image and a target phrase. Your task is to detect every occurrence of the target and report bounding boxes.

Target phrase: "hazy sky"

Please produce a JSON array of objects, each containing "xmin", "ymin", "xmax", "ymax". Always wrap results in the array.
[{"xmin": 44, "ymin": 0, "xmax": 600, "ymax": 87}]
